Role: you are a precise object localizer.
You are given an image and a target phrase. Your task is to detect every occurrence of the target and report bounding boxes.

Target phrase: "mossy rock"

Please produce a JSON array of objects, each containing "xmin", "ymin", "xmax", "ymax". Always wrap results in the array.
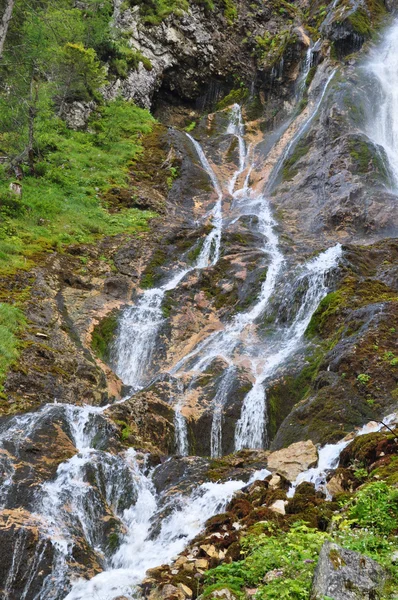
[
  {"xmin": 340, "ymin": 430, "xmax": 398, "ymax": 467},
  {"xmin": 91, "ymin": 309, "xmax": 119, "ymax": 362},
  {"xmin": 141, "ymin": 248, "xmax": 168, "ymax": 289}
]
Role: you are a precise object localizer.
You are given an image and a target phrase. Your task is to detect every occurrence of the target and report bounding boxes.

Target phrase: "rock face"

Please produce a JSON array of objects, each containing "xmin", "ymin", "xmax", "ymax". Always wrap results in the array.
[
  {"xmin": 110, "ymin": 0, "xmax": 310, "ymax": 112},
  {"xmin": 311, "ymin": 541, "xmax": 387, "ymax": 600},
  {"xmin": 267, "ymin": 440, "xmax": 318, "ymax": 481}
]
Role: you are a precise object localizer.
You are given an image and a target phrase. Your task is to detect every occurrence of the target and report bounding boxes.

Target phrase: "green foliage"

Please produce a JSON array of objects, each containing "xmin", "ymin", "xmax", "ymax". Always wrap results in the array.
[
  {"xmin": 0, "ymin": 99, "xmax": 156, "ymax": 273},
  {"xmin": 184, "ymin": 121, "xmax": 197, "ymax": 132},
  {"xmin": 217, "ymin": 88, "xmax": 249, "ymax": 111},
  {"xmin": 357, "ymin": 373, "xmax": 371, "ymax": 385},
  {"xmin": 347, "ymin": 481, "xmax": 398, "ymax": 535},
  {"xmin": 204, "ymin": 523, "xmax": 329, "ymax": 599},
  {"xmin": 91, "ymin": 311, "xmax": 119, "ymax": 362},
  {"xmin": 167, "ymin": 166, "xmax": 179, "ymax": 189},
  {"xmin": 56, "ymin": 42, "xmax": 106, "ymax": 103},
  {"xmin": 115, "ymin": 419, "xmax": 132, "ymax": 442},
  {"xmin": 128, "ymin": 0, "xmax": 189, "ymax": 24},
  {"xmin": 0, "ymin": 303, "xmax": 26, "ymax": 390}
]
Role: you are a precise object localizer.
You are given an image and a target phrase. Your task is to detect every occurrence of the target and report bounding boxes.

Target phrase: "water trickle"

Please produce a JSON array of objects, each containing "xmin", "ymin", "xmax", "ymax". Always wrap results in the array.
[
  {"xmin": 210, "ymin": 366, "xmax": 236, "ymax": 458},
  {"xmin": 235, "ymin": 244, "xmax": 343, "ymax": 450},
  {"xmin": 172, "ymin": 380, "xmax": 189, "ymax": 456},
  {"xmin": 365, "ymin": 21, "xmax": 398, "ymax": 188},
  {"xmin": 287, "ymin": 412, "xmax": 398, "ymax": 498}
]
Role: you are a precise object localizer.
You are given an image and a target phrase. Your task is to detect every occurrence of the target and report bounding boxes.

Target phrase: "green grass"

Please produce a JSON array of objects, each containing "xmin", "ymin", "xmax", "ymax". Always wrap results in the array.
[
  {"xmin": 0, "ymin": 303, "xmax": 26, "ymax": 392},
  {"xmin": 0, "ymin": 98, "xmax": 157, "ymax": 274},
  {"xmin": 204, "ymin": 481, "xmax": 398, "ymax": 599}
]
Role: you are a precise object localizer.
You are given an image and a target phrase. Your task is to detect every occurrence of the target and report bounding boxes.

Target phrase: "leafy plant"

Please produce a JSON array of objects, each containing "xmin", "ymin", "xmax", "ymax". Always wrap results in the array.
[
  {"xmin": 204, "ymin": 523, "xmax": 329, "ymax": 600},
  {"xmin": 357, "ymin": 373, "xmax": 371, "ymax": 384}
]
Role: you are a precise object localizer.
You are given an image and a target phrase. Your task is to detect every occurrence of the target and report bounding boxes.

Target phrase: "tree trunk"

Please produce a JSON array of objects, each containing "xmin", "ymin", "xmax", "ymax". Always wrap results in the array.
[{"xmin": 0, "ymin": 0, "xmax": 15, "ymax": 59}]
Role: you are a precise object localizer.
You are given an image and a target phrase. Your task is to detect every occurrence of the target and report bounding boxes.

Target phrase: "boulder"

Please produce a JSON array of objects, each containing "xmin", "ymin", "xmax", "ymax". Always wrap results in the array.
[
  {"xmin": 311, "ymin": 541, "xmax": 386, "ymax": 600},
  {"xmin": 267, "ymin": 440, "xmax": 318, "ymax": 482}
]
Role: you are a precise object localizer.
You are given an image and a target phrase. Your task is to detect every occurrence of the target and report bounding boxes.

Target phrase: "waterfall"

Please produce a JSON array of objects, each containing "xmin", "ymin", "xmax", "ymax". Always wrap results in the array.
[
  {"xmin": 287, "ymin": 412, "xmax": 398, "ymax": 498},
  {"xmin": 235, "ymin": 244, "xmax": 343, "ymax": 450},
  {"xmin": 61, "ymin": 451, "xmax": 268, "ymax": 600},
  {"xmin": 210, "ymin": 366, "xmax": 236, "ymax": 458},
  {"xmin": 113, "ymin": 122, "xmax": 227, "ymax": 391},
  {"xmin": 172, "ymin": 379, "xmax": 189, "ymax": 456},
  {"xmin": 0, "ymin": 64, "xmax": 345, "ymax": 598},
  {"xmin": 170, "ymin": 72, "xmax": 338, "ymax": 453},
  {"xmin": 365, "ymin": 21, "xmax": 398, "ymax": 188},
  {"xmin": 185, "ymin": 133, "xmax": 224, "ymax": 267}
]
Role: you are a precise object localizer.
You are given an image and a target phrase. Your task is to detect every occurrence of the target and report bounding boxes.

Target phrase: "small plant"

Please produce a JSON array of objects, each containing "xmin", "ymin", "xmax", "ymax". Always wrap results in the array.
[
  {"xmin": 353, "ymin": 467, "xmax": 368, "ymax": 480},
  {"xmin": 357, "ymin": 373, "xmax": 371, "ymax": 385},
  {"xmin": 184, "ymin": 121, "xmax": 197, "ymax": 132},
  {"xmin": 167, "ymin": 166, "xmax": 179, "ymax": 189}
]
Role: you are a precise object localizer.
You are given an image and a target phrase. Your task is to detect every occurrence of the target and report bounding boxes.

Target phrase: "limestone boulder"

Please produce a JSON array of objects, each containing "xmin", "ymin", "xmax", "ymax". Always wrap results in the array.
[
  {"xmin": 311, "ymin": 541, "xmax": 386, "ymax": 600},
  {"xmin": 267, "ymin": 440, "xmax": 318, "ymax": 482}
]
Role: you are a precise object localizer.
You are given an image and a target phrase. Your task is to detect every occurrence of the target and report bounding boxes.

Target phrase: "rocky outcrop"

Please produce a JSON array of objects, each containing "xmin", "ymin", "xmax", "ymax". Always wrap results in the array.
[
  {"xmin": 109, "ymin": 0, "xmax": 311, "ymax": 114},
  {"xmin": 310, "ymin": 541, "xmax": 387, "ymax": 600},
  {"xmin": 267, "ymin": 440, "xmax": 318, "ymax": 481}
]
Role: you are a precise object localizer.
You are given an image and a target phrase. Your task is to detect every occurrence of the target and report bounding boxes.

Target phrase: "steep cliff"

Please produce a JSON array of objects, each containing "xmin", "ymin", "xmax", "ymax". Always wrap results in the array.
[{"xmin": 0, "ymin": 0, "xmax": 397, "ymax": 598}]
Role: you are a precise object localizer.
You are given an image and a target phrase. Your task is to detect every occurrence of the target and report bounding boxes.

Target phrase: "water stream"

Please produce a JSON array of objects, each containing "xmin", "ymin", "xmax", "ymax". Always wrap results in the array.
[
  {"xmin": 3, "ymin": 29, "xmax": 394, "ymax": 596},
  {"xmin": 365, "ymin": 21, "xmax": 398, "ymax": 188}
]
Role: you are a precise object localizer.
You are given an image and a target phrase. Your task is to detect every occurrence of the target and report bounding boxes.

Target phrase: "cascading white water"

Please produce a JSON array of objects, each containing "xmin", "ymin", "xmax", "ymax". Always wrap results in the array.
[
  {"xmin": 171, "ymin": 72, "xmax": 339, "ymax": 453},
  {"xmin": 287, "ymin": 412, "xmax": 398, "ymax": 499},
  {"xmin": 365, "ymin": 22, "xmax": 398, "ymax": 188},
  {"xmin": 113, "ymin": 122, "xmax": 227, "ymax": 391},
  {"xmin": 0, "ymin": 57, "xmax": 346, "ymax": 599},
  {"xmin": 115, "ymin": 105, "xmax": 250, "ymax": 452},
  {"xmin": 235, "ymin": 244, "xmax": 343, "ymax": 450},
  {"xmin": 62, "ymin": 453, "xmax": 269, "ymax": 600},
  {"xmin": 172, "ymin": 379, "xmax": 189, "ymax": 456},
  {"xmin": 210, "ymin": 366, "xmax": 236, "ymax": 458}
]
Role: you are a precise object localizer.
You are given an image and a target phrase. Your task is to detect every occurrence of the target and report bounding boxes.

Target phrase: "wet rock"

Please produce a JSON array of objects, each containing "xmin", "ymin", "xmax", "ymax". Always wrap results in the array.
[
  {"xmin": 103, "ymin": 276, "xmax": 131, "ymax": 299},
  {"xmin": 267, "ymin": 440, "xmax": 318, "ymax": 481},
  {"xmin": 310, "ymin": 541, "xmax": 386, "ymax": 600},
  {"xmin": 0, "ymin": 511, "xmax": 54, "ymax": 599}
]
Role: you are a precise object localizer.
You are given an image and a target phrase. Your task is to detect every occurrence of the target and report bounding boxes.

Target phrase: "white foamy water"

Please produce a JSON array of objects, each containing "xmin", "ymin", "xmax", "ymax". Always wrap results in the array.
[
  {"xmin": 288, "ymin": 412, "xmax": 398, "ymax": 498},
  {"xmin": 365, "ymin": 21, "xmax": 398, "ymax": 188},
  {"xmin": 235, "ymin": 244, "xmax": 343, "ymax": 450},
  {"xmin": 63, "ymin": 458, "xmax": 260, "ymax": 600},
  {"xmin": 0, "ymin": 64, "xmax": 346, "ymax": 599}
]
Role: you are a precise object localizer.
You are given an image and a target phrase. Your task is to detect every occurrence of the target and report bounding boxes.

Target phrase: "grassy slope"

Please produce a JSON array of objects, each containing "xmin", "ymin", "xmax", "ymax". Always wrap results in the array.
[{"xmin": 0, "ymin": 99, "xmax": 157, "ymax": 389}]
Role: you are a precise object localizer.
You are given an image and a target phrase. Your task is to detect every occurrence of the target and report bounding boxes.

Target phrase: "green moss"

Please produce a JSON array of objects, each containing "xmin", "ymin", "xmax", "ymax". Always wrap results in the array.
[
  {"xmin": 349, "ymin": 139, "xmax": 376, "ymax": 174},
  {"xmin": 141, "ymin": 248, "xmax": 167, "ymax": 289},
  {"xmin": 0, "ymin": 303, "xmax": 27, "ymax": 391},
  {"xmin": 348, "ymin": 7, "xmax": 372, "ymax": 36},
  {"xmin": 107, "ymin": 532, "xmax": 120, "ymax": 552},
  {"xmin": 254, "ymin": 28, "xmax": 296, "ymax": 67},
  {"xmin": 217, "ymin": 88, "xmax": 249, "ymax": 111},
  {"xmin": 91, "ymin": 310, "xmax": 119, "ymax": 362},
  {"xmin": 222, "ymin": 0, "xmax": 238, "ymax": 24},
  {"xmin": 306, "ymin": 277, "xmax": 398, "ymax": 339},
  {"xmin": 282, "ymin": 137, "xmax": 310, "ymax": 181},
  {"xmin": 305, "ymin": 65, "xmax": 317, "ymax": 89}
]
